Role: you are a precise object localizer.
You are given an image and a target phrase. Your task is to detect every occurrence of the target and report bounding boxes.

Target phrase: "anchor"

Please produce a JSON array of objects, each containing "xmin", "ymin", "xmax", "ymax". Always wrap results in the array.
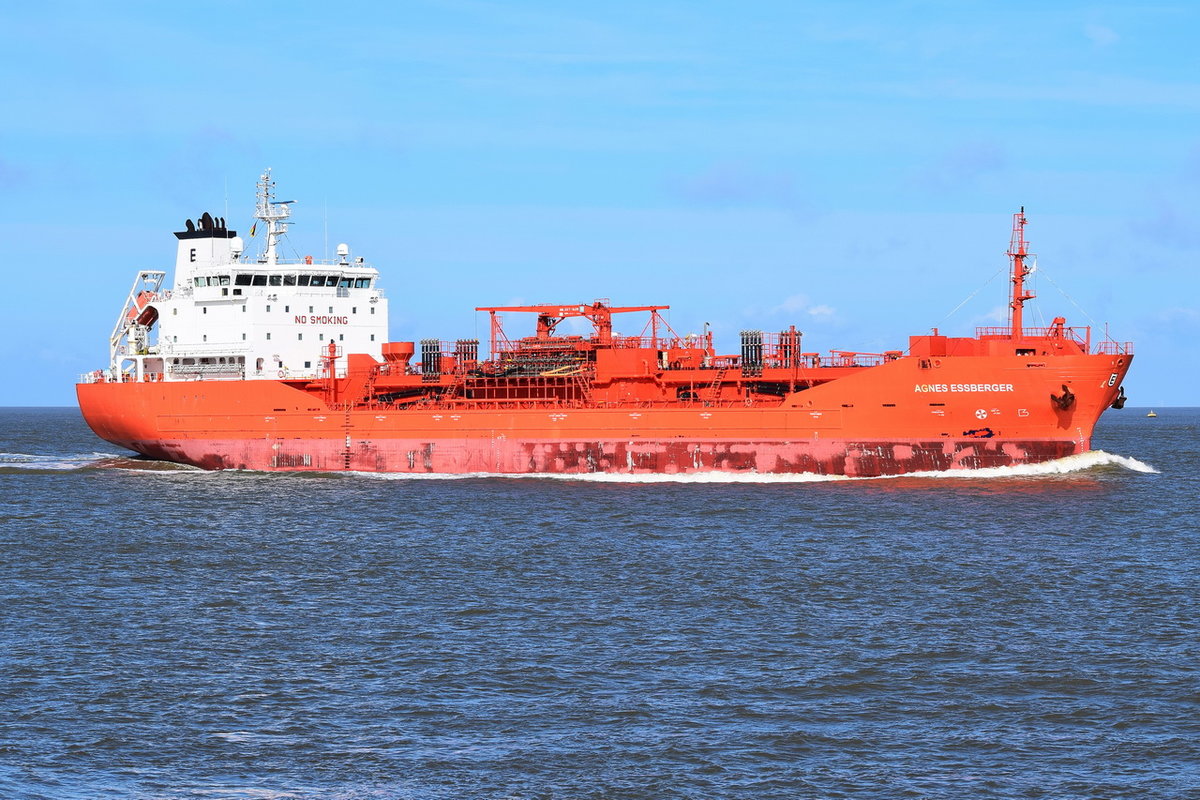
[{"xmin": 1051, "ymin": 384, "xmax": 1076, "ymax": 411}]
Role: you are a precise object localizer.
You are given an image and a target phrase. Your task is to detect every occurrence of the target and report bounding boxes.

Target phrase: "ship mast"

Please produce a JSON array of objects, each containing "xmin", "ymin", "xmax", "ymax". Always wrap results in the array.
[
  {"xmin": 1007, "ymin": 206, "xmax": 1035, "ymax": 339},
  {"xmin": 255, "ymin": 168, "xmax": 292, "ymax": 266}
]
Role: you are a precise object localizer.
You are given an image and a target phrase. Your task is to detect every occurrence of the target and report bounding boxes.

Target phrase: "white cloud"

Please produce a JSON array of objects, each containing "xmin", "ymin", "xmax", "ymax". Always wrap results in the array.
[
  {"xmin": 0, "ymin": 157, "xmax": 30, "ymax": 190},
  {"xmin": 1158, "ymin": 307, "xmax": 1200, "ymax": 324},
  {"xmin": 1084, "ymin": 23, "xmax": 1119, "ymax": 48},
  {"xmin": 914, "ymin": 141, "xmax": 1007, "ymax": 192},
  {"xmin": 1131, "ymin": 201, "xmax": 1200, "ymax": 250},
  {"xmin": 773, "ymin": 294, "xmax": 811, "ymax": 314},
  {"xmin": 672, "ymin": 163, "xmax": 803, "ymax": 209},
  {"xmin": 771, "ymin": 294, "xmax": 836, "ymax": 319},
  {"xmin": 977, "ymin": 305, "xmax": 1007, "ymax": 324}
]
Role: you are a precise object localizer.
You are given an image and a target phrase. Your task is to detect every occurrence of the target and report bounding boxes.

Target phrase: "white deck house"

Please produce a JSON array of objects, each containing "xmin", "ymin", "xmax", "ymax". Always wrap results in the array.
[{"xmin": 92, "ymin": 170, "xmax": 389, "ymax": 383}]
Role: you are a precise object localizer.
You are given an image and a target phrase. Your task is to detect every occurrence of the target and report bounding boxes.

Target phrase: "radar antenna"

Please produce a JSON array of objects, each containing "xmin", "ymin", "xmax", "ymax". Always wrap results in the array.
[{"xmin": 255, "ymin": 168, "xmax": 292, "ymax": 266}]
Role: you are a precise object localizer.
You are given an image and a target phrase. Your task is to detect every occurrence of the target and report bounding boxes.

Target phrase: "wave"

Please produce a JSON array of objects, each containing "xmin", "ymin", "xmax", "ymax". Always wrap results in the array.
[
  {"xmin": 894, "ymin": 450, "xmax": 1158, "ymax": 479},
  {"xmin": 350, "ymin": 450, "xmax": 1158, "ymax": 483},
  {"xmin": 0, "ymin": 449, "xmax": 1157, "ymax": 481},
  {"xmin": 0, "ymin": 451, "xmax": 199, "ymax": 474}
]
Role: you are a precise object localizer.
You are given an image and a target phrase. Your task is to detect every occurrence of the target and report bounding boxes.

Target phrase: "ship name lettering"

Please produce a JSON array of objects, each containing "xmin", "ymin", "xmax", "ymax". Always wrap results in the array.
[{"xmin": 914, "ymin": 383, "xmax": 1014, "ymax": 393}]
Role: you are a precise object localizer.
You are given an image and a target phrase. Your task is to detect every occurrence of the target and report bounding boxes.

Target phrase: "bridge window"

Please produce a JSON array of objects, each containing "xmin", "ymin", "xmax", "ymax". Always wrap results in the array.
[
  {"xmin": 218, "ymin": 275, "xmax": 230, "ymax": 286},
  {"xmin": 252, "ymin": 275, "xmax": 267, "ymax": 286},
  {"xmin": 339, "ymin": 277, "xmax": 352, "ymax": 288},
  {"xmin": 309, "ymin": 275, "xmax": 326, "ymax": 287},
  {"xmin": 298, "ymin": 275, "xmax": 311, "ymax": 286},
  {"xmin": 235, "ymin": 274, "xmax": 252, "ymax": 286},
  {"xmin": 269, "ymin": 276, "xmax": 282, "ymax": 286},
  {"xmin": 355, "ymin": 278, "xmax": 370, "ymax": 288},
  {"xmin": 283, "ymin": 275, "xmax": 296, "ymax": 286}
]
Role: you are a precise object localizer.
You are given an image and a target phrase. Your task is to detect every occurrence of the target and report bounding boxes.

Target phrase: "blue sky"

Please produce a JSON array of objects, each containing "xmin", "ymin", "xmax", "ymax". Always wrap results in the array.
[{"xmin": 2, "ymin": 0, "xmax": 1197, "ymax": 406}]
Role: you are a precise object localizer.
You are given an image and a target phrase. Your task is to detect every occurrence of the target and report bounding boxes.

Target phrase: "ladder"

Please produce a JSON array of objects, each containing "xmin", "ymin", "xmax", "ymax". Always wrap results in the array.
[
  {"xmin": 707, "ymin": 367, "xmax": 727, "ymax": 402},
  {"xmin": 572, "ymin": 373, "xmax": 594, "ymax": 404}
]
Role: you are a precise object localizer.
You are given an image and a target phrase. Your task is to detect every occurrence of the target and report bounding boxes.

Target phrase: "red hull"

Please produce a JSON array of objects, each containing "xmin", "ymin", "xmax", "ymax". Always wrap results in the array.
[
  {"xmin": 118, "ymin": 434, "xmax": 1081, "ymax": 476},
  {"xmin": 77, "ymin": 349, "xmax": 1127, "ymax": 477}
]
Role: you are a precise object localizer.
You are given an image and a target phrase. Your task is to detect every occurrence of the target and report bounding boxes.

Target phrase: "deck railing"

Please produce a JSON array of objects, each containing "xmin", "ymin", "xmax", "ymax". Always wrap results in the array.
[
  {"xmin": 975, "ymin": 325, "xmax": 1090, "ymax": 347},
  {"xmin": 1095, "ymin": 340, "xmax": 1134, "ymax": 355}
]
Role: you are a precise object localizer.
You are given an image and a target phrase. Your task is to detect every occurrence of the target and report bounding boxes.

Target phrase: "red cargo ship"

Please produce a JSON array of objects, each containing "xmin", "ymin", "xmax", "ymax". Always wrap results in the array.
[{"xmin": 77, "ymin": 172, "xmax": 1133, "ymax": 476}]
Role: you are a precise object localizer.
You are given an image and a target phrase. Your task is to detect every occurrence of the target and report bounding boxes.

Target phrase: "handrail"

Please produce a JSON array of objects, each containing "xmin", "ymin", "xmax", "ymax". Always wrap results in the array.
[{"xmin": 975, "ymin": 325, "xmax": 1089, "ymax": 343}]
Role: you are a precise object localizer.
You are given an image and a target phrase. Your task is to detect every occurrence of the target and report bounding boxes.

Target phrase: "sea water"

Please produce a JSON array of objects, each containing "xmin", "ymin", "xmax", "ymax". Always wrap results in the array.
[{"xmin": 1, "ymin": 407, "xmax": 1196, "ymax": 799}]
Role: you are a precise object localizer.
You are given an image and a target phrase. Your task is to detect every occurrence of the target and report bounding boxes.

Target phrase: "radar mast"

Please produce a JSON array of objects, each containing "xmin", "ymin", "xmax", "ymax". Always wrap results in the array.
[
  {"xmin": 255, "ymin": 168, "xmax": 292, "ymax": 266},
  {"xmin": 1008, "ymin": 207, "xmax": 1036, "ymax": 339}
]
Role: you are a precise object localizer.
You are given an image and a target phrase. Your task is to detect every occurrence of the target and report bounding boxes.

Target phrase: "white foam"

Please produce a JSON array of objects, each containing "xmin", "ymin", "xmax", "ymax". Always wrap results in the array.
[
  {"xmin": 345, "ymin": 449, "xmax": 1158, "ymax": 483},
  {"xmin": 868, "ymin": 449, "xmax": 1159, "ymax": 480},
  {"xmin": 0, "ymin": 451, "xmax": 202, "ymax": 473},
  {"xmin": 893, "ymin": 449, "xmax": 1158, "ymax": 479},
  {"xmin": 0, "ymin": 451, "xmax": 128, "ymax": 471},
  {"xmin": 5, "ymin": 449, "xmax": 1153, "ymax": 481},
  {"xmin": 349, "ymin": 469, "xmax": 852, "ymax": 483}
]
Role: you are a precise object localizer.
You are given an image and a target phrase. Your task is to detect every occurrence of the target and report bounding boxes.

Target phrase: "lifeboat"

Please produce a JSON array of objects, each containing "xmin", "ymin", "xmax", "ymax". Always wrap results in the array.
[{"xmin": 125, "ymin": 290, "xmax": 159, "ymax": 327}]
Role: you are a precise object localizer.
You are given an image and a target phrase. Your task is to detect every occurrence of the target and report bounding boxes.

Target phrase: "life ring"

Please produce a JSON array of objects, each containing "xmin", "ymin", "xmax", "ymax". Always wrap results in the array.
[
  {"xmin": 933, "ymin": 359, "xmax": 942, "ymax": 368},
  {"xmin": 278, "ymin": 370, "xmax": 287, "ymax": 378}
]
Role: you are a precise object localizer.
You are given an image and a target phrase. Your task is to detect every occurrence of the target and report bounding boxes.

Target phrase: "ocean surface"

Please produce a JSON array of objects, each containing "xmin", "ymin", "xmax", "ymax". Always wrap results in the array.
[{"xmin": 1, "ymin": 406, "xmax": 1196, "ymax": 800}]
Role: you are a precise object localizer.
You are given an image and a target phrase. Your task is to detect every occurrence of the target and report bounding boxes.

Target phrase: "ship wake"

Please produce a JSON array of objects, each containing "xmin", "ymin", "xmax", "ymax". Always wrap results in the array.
[
  {"xmin": 0, "ymin": 451, "xmax": 200, "ymax": 474},
  {"xmin": 0, "ymin": 449, "xmax": 1156, "ymax": 480},
  {"xmin": 352, "ymin": 450, "xmax": 1157, "ymax": 483},
  {"xmin": 894, "ymin": 450, "xmax": 1158, "ymax": 480}
]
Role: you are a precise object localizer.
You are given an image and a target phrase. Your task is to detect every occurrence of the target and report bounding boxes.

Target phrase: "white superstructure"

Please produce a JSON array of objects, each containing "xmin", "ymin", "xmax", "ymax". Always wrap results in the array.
[{"xmin": 89, "ymin": 170, "xmax": 388, "ymax": 383}]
